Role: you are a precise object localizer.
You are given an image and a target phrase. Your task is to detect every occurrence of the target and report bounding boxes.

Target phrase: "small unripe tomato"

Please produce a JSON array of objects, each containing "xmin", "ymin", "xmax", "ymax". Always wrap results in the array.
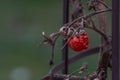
[{"xmin": 68, "ymin": 32, "xmax": 89, "ymax": 52}]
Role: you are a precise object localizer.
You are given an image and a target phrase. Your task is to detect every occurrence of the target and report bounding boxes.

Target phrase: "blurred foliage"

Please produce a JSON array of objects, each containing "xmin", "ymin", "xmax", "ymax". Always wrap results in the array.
[{"xmin": 0, "ymin": 0, "xmax": 111, "ymax": 80}]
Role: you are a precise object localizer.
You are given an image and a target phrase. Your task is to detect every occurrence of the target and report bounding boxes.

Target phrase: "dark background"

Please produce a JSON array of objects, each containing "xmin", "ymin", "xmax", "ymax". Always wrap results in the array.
[{"xmin": 0, "ymin": 0, "xmax": 111, "ymax": 80}]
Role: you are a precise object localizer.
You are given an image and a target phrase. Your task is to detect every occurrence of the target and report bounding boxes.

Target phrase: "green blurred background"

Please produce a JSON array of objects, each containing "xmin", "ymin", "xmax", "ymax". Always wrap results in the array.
[{"xmin": 0, "ymin": 0, "xmax": 111, "ymax": 80}]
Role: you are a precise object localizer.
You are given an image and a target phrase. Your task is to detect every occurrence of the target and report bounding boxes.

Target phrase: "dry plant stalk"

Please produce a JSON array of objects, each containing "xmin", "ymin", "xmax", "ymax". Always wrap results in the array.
[{"xmin": 41, "ymin": 0, "xmax": 112, "ymax": 80}]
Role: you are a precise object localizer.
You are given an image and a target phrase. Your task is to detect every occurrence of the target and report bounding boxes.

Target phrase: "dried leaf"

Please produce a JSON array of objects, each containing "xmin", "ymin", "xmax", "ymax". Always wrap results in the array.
[
  {"xmin": 41, "ymin": 32, "xmax": 54, "ymax": 46},
  {"xmin": 79, "ymin": 63, "xmax": 88, "ymax": 74}
]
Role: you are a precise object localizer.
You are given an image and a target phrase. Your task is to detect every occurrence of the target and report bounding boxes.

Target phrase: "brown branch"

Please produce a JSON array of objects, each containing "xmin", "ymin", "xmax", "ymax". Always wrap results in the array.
[
  {"xmin": 96, "ymin": 0, "xmax": 107, "ymax": 35},
  {"xmin": 42, "ymin": 74, "xmax": 85, "ymax": 80},
  {"xmin": 84, "ymin": 20, "xmax": 108, "ymax": 42},
  {"xmin": 96, "ymin": 0, "xmax": 108, "ymax": 68},
  {"xmin": 95, "ymin": 1, "xmax": 112, "ymax": 79},
  {"xmin": 97, "ymin": 0, "xmax": 111, "ymax": 9},
  {"xmin": 68, "ymin": 8, "xmax": 112, "ymax": 27},
  {"xmin": 61, "ymin": 8, "xmax": 111, "ymax": 50}
]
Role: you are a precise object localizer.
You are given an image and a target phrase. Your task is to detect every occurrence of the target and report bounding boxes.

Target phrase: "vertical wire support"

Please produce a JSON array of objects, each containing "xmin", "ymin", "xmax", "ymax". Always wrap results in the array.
[
  {"xmin": 62, "ymin": 0, "xmax": 69, "ymax": 74},
  {"xmin": 112, "ymin": 0, "xmax": 120, "ymax": 80}
]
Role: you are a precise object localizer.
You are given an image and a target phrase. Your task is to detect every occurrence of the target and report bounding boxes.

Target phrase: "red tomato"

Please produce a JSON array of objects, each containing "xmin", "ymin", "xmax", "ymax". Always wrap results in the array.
[{"xmin": 68, "ymin": 33, "xmax": 88, "ymax": 52}]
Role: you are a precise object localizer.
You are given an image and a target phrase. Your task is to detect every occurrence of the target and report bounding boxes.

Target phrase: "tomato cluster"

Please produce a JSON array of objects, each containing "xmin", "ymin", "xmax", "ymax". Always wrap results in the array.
[{"xmin": 68, "ymin": 32, "xmax": 89, "ymax": 52}]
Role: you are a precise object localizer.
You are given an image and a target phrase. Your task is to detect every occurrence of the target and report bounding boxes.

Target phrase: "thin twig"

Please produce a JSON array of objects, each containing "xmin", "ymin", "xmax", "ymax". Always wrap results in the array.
[
  {"xmin": 49, "ymin": 33, "xmax": 60, "ymax": 65},
  {"xmin": 68, "ymin": 8, "xmax": 112, "ymax": 27},
  {"xmin": 61, "ymin": 9, "xmax": 111, "ymax": 51},
  {"xmin": 97, "ymin": 0, "xmax": 112, "ymax": 9},
  {"xmin": 84, "ymin": 19, "xmax": 108, "ymax": 42},
  {"xmin": 61, "ymin": 27, "xmax": 80, "ymax": 50}
]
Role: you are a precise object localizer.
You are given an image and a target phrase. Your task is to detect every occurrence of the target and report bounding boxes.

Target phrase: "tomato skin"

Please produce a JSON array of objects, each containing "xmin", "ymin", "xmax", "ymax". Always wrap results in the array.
[
  {"xmin": 68, "ymin": 36, "xmax": 83, "ymax": 51},
  {"xmin": 68, "ymin": 33, "xmax": 88, "ymax": 52}
]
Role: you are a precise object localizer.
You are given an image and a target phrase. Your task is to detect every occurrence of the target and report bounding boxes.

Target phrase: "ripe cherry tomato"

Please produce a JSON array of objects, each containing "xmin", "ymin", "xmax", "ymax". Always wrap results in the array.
[{"xmin": 68, "ymin": 33, "xmax": 88, "ymax": 52}]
